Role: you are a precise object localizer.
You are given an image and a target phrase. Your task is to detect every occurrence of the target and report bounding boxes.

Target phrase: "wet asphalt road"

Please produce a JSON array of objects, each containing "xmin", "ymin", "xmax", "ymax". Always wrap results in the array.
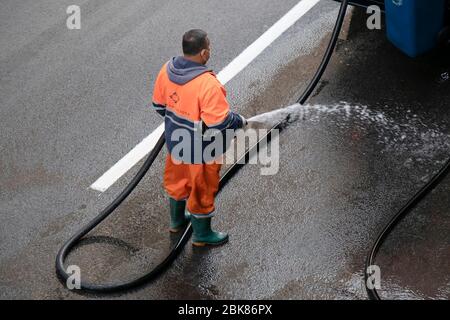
[{"xmin": 1, "ymin": 2, "xmax": 449, "ymax": 299}]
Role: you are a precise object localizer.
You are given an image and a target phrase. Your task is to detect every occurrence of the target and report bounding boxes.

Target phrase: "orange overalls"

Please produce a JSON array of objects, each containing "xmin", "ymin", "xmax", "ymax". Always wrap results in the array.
[{"xmin": 152, "ymin": 56, "xmax": 244, "ymax": 217}]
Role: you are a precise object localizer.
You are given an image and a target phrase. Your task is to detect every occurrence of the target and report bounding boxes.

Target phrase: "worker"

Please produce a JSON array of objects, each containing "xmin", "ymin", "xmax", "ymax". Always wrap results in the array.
[{"xmin": 151, "ymin": 29, "xmax": 246, "ymax": 246}]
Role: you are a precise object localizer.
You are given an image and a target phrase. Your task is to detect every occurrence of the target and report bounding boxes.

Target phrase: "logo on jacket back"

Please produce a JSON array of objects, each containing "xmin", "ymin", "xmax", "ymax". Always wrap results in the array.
[{"xmin": 169, "ymin": 91, "xmax": 179, "ymax": 106}]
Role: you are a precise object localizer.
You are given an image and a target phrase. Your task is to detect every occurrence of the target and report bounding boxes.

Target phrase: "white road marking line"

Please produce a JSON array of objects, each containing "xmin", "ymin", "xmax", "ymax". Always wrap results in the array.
[
  {"xmin": 90, "ymin": 0, "xmax": 320, "ymax": 192},
  {"xmin": 217, "ymin": 0, "xmax": 321, "ymax": 85},
  {"xmin": 90, "ymin": 123, "xmax": 165, "ymax": 192}
]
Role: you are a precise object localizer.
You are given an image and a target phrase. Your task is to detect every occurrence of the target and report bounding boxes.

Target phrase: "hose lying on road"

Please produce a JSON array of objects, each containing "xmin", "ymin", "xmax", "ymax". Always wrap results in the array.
[
  {"xmin": 57, "ymin": 0, "xmax": 449, "ymax": 298},
  {"xmin": 364, "ymin": 157, "xmax": 450, "ymax": 300},
  {"xmin": 55, "ymin": 0, "xmax": 350, "ymax": 293}
]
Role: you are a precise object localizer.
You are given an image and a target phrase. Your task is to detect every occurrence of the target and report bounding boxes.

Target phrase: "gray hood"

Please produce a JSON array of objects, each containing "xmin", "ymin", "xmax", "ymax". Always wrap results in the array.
[{"xmin": 166, "ymin": 56, "xmax": 211, "ymax": 85}]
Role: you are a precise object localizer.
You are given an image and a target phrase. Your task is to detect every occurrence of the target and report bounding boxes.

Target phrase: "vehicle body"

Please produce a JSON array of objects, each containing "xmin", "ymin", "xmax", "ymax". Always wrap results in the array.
[{"xmin": 335, "ymin": 0, "xmax": 450, "ymax": 57}]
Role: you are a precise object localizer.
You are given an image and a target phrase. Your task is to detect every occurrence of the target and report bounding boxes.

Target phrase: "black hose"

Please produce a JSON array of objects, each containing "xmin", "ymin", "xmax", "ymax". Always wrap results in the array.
[
  {"xmin": 364, "ymin": 157, "xmax": 450, "ymax": 300},
  {"xmin": 297, "ymin": 0, "xmax": 349, "ymax": 105},
  {"xmin": 55, "ymin": 0, "xmax": 350, "ymax": 293},
  {"xmin": 56, "ymin": 122, "xmax": 283, "ymax": 292},
  {"xmin": 302, "ymin": 0, "xmax": 450, "ymax": 300},
  {"xmin": 55, "ymin": 134, "xmax": 168, "ymax": 292}
]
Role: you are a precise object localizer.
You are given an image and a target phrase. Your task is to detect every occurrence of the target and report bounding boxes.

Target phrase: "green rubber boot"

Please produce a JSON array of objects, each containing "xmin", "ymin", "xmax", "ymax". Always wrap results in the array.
[
  {"xmin": 191, "ymin": 216, "xmax": 229, "ymax": 247},
  {"xmin": 169, "ymin": 198, "xmax": 190, "ymax": 233}
]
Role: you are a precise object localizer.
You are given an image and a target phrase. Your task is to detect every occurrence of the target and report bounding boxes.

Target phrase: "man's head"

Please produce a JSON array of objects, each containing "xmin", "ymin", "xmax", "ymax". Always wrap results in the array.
[{"xmin": 182, "ymin": 29, "xmax": 210, "ymax": 65}]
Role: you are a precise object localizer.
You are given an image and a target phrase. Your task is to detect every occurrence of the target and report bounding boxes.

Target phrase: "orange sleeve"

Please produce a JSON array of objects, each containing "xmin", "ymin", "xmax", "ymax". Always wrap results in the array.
[{"xmin": 200, "ymin": 82, "xmax": 230, "ymax": 127}]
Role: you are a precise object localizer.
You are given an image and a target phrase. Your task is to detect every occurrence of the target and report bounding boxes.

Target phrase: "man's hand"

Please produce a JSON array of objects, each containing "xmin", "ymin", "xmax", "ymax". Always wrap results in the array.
[{"xmin": 240, "ymin": 114, "xmax": 248, "ymax": 127}]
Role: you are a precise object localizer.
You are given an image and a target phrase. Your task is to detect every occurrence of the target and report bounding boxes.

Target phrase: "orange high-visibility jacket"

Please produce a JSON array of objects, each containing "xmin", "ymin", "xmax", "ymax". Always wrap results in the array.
[{"xmin": 152, "ymin": 56, "xmax": 244, "ymax": 163}]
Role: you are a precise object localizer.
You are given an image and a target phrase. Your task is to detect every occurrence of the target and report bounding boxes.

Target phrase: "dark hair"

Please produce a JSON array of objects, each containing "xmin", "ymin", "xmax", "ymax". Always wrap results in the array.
[{"xmin": 182, "ymin": 29, "xmax": 208, "ymax": 55}]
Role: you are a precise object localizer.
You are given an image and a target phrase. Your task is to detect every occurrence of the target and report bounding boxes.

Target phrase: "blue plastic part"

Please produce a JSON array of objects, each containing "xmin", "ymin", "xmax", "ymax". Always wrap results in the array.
[{"xmin": 385, "ymin": 0, "xmax": 446, "ymax": 57}]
